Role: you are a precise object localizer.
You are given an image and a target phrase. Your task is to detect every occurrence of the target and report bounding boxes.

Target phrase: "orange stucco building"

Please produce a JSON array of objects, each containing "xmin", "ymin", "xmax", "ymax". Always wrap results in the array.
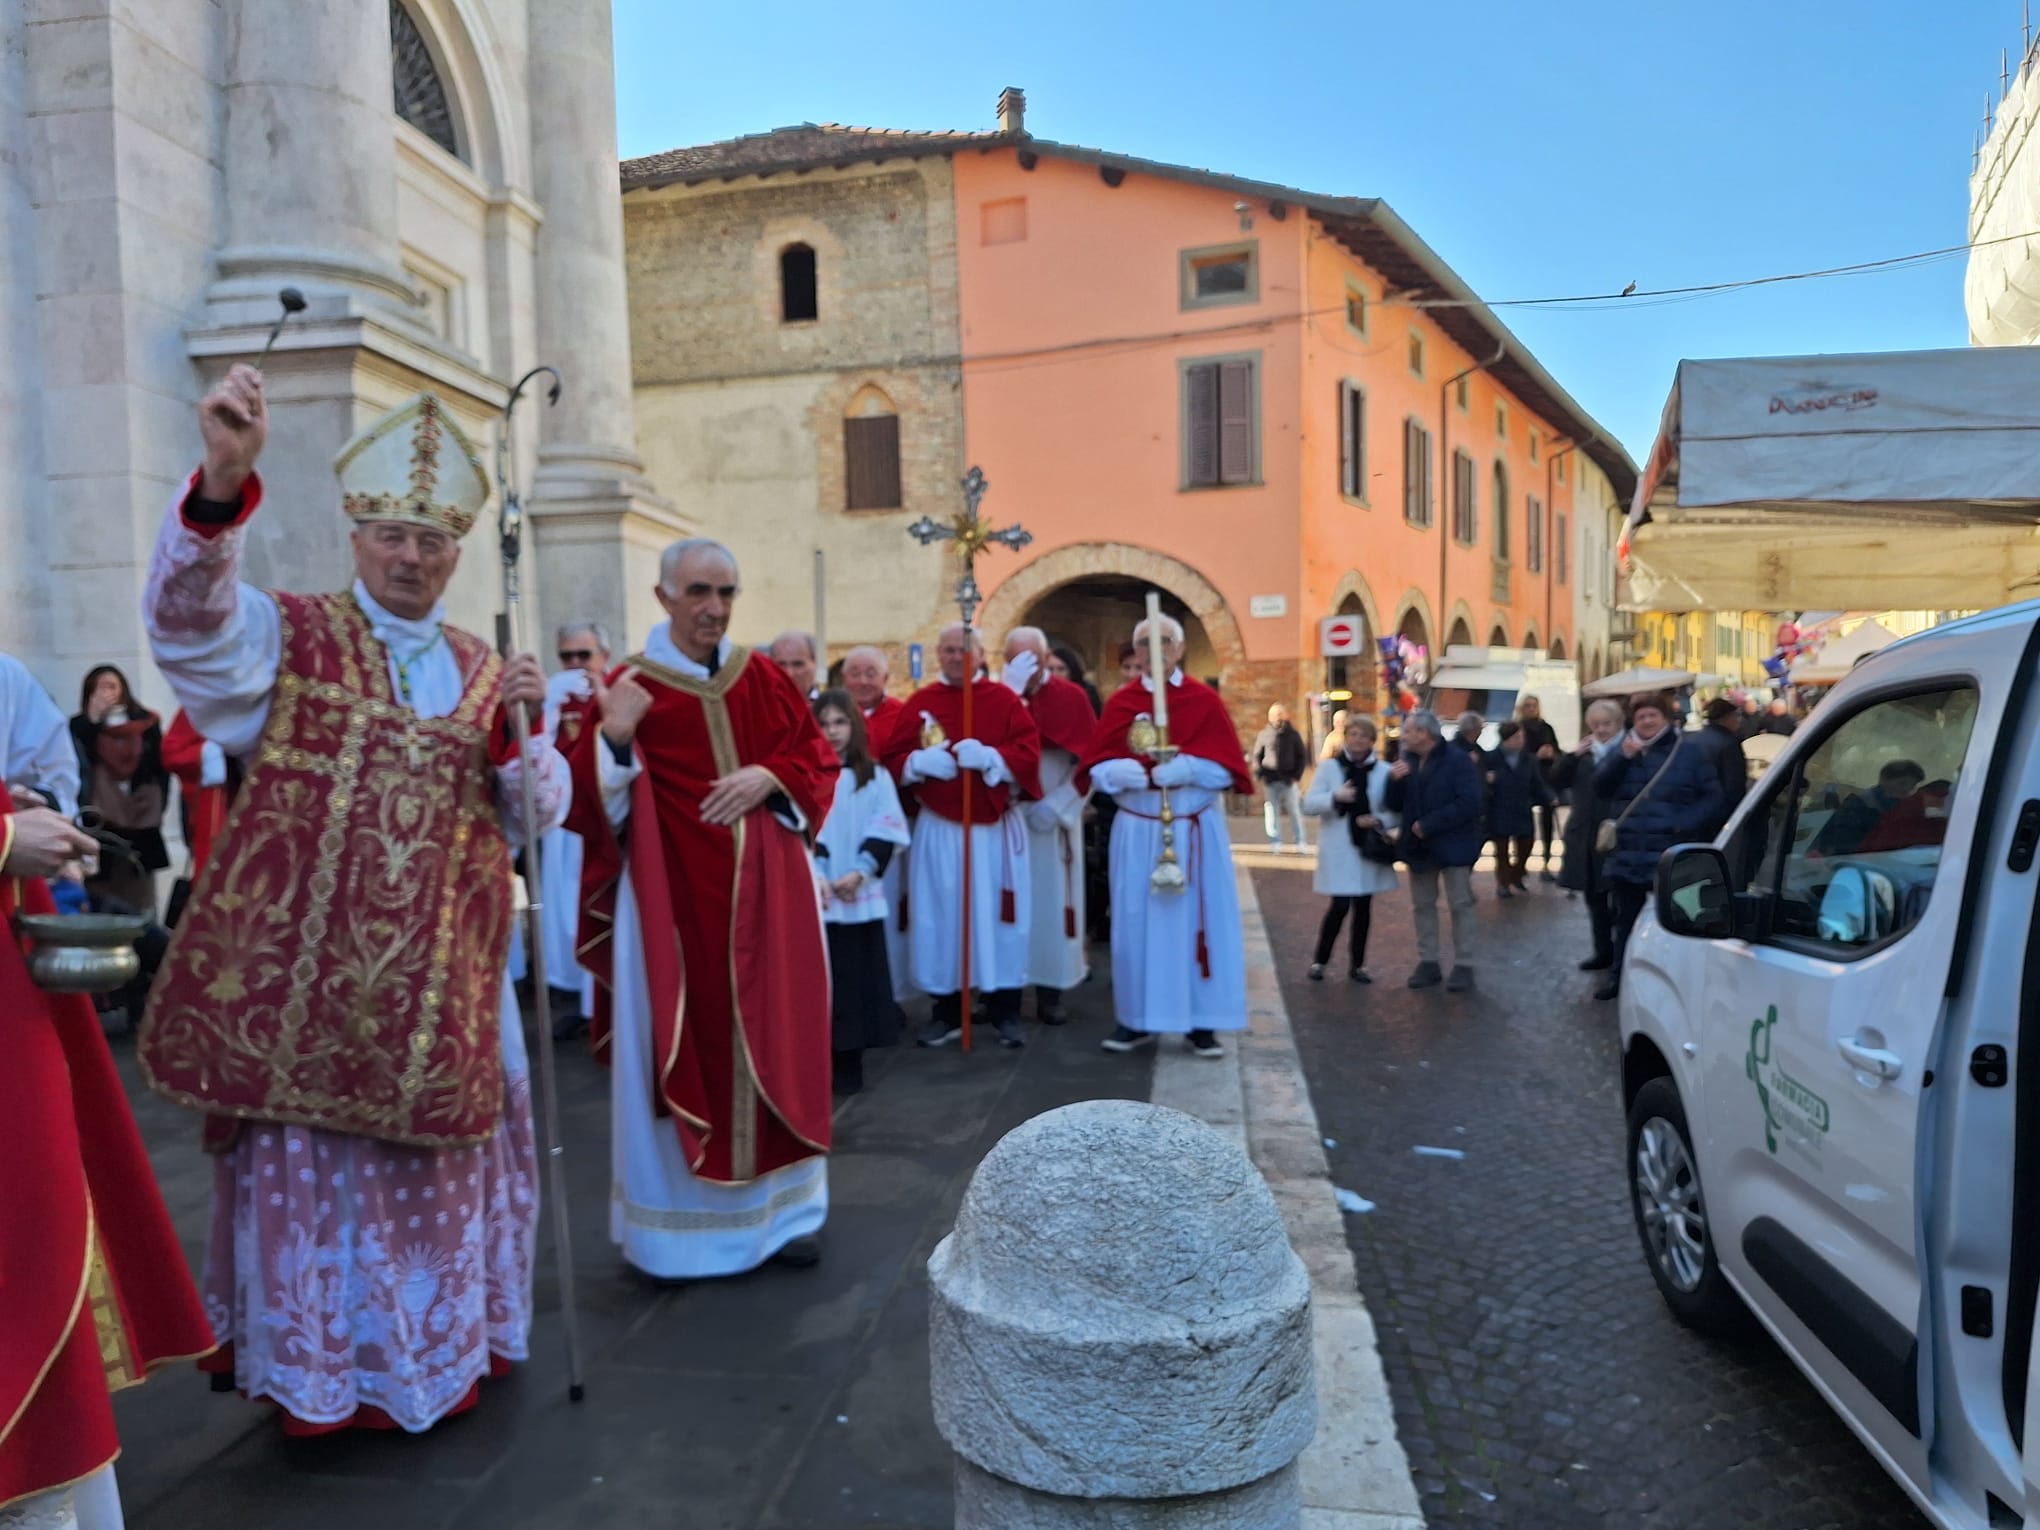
[{"xmin": 620, "ymin": 92, "xmax": 1636, "ymax": 745}]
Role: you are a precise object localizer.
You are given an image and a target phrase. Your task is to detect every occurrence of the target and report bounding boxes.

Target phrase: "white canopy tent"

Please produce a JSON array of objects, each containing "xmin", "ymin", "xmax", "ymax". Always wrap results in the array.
[
  {"xmin": 1619, "ymin": 347, "xmax": 2040, "ymax": 612},
  {"xmin": 1788, "ymin": 618, "xmax": 1903, "ymax": 685}
]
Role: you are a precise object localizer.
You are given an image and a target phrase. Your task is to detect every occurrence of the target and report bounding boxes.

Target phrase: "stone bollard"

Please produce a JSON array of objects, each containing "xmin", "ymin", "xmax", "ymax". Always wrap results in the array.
[{"xmin": 929, "ymin": 1099, "xmax": 1316, "ymax": 1527}]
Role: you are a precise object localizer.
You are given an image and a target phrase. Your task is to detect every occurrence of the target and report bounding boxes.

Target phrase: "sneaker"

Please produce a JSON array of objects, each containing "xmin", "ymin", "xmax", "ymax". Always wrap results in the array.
[
  {"xmin": 1187, "ymin": 1029, "xmax": 1224, "ymax": 1059},
  {"xmin": 1595, "ymin": 978, "xmax": 1621, "ymax": 1002},
  {"xmin": 917, "ymin": 1016, "xmax": 963, "ymax": 1048},
  {"xmin": 1100, "ymin": 1025, "xmax": 1155, "ymax": 1053},
  {"xmin": 1350, "ymin": 968, "xmax": 1372, "ymax": 985},
  {"xmin": 1578, "ymin": 954, "xmax": 1614, "ymax": 972},
  {"xmin": 994, "ymin": 1014, "xmax": 1027, "ymax": 1049},
  {"xmin": 1038, "ymin": 1000, "xmax": 1068, "ymax": 1027},
  {"xmin": 1407, "ymin": 962, "xmax": 1444, "ymax": 990},
  {"xmin": 1307, "ymin": 963, "xmax": 1326, "ymax": 981},
  {"xmin": 1445, "ymin": 965, "xmax": 1475, "ymax": 993}
]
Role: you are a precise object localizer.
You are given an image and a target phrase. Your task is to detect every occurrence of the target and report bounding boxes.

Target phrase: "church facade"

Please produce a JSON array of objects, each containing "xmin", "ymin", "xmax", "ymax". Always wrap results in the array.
[{"xmin": 2, "ymin": 0, "xmax": 681, "ymax": 709}]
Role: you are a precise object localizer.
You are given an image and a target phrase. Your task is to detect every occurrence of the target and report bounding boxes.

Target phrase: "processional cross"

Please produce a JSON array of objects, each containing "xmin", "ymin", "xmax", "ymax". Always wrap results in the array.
[{"xmin": 906, "ymin": 466, "xmax": 1030, "ymax": 1052}]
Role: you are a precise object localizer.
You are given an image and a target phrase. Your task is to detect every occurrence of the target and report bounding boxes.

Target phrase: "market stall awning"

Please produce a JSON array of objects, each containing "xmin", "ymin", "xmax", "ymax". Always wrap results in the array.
[
  {"xmin": 1619, "ymin": 347, "xmax": 2040, "ymax": 611},
  {"xmin": 1789, "ymin": 618, "xmax": 1902, "ymax": 685}
]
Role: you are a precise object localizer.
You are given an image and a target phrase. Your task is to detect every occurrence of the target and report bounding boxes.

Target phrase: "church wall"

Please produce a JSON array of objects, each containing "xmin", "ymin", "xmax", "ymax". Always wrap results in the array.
[{"xmin": 623, "ymin": 160, "xmax": 961, "ymax": 677}]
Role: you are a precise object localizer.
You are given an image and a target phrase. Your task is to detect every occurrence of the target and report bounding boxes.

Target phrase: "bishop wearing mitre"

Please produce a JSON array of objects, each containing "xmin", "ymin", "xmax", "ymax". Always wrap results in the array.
[
  {"xmin": 141, "ymin": 365, "xmax": 566, "ymax": 1435},
  {"xmin": 1083, "ymin": 613, "xmax": 1253, "ymax": 1059},
  {"xmin": 567, "ymin": 537, "xmax": 838, "ymax": 1279},
  {"xmin": 880, "ymin": 623, "xmax": 1042, "ymax": 1049}
]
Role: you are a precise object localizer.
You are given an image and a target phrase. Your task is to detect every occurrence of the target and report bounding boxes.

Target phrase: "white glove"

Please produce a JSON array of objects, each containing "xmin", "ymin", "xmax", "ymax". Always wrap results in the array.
[
  {"xmin": 1090, "ymin": 758, "xmax": 1150, "ymax": 796},
  {"xmin": 954, "ymin": 738, "xmax": 998, "ymax": 774},
  {"xmin": 199, "ymin": 739, "xmax": 227, "ymax": 788},
  {"xmin": 998, "ymin": 650, "xmax": 1039, "ymax": 696},
  {"xmin": 907, "ymin": 746, "xmax": 957, "ymax": 783},
  {"xmin": 1151, "ymin": 754, "xmax": 1200, "ymax": 788}
]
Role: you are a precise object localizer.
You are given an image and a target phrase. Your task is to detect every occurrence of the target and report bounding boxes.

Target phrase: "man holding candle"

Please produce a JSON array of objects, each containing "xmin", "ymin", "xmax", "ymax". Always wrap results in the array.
[{"xmin": 1083, "ymin": 607, "xmax": 1253, "ymax": 1059}]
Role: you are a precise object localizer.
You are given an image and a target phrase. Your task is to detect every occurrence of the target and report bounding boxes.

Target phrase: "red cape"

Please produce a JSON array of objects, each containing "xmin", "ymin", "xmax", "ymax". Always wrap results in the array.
[
  {"xmin": 1085, "ymin": 675, "xmax": 1253, "ymax": 795},
  {"xmin": 160, "ymin": 710, "xmax": 236, "ymax": 874},
  {"xmin": 882, "ymin": 679, "xmax": 1042, "ymax": 824},
  {"xmin": 1025, "ymin": 675, "xmax": 1097, "ymax": 791},
  {"xmin": 1, "ymin": 788, "xmax": 214, "ymax": 1510},
  {"xmin": 862, "ymin": 694, "xmax": 908, "ymax": 759},
  {"xmin": 570, "ymin": 648, "xmax": 837, "ymax": 1185}
]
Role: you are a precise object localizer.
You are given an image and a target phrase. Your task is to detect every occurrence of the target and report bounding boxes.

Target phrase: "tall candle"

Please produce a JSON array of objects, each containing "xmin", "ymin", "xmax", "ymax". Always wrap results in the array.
[{"xmin": 1144, "ymin": 591, "xmax": 1169, "ymax": 731}]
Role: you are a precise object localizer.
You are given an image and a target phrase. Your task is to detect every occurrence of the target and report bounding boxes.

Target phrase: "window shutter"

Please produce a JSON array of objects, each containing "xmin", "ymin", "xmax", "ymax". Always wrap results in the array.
[
  {"xmin": 1218, "ymin": 359, "xmax": 1254, "ymax": 484},
  {"xmin": 1339, "ymin": 383, "xmax": 1357, "ymax": 497},
  {"xmin": 1186, "ymin": 364, "xmax": 1219, "ymax": 487},
  {"xmin": 1403, "ymin": 422, "xmax": 1417, "ymax": 522},
  {"xmin": 844, "ymin": 415, "xmax": 901, "ymax": 509},
  {"xmin": 1353, "ymin": 388, "xmax": 1366, "ymax": 497}
]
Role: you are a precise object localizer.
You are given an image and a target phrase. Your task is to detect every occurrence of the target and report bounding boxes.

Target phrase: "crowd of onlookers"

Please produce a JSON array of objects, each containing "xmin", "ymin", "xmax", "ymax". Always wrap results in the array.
[{"xmin": 1269, "ymin": 686, "xmax": 1808, "ymax": 1001}]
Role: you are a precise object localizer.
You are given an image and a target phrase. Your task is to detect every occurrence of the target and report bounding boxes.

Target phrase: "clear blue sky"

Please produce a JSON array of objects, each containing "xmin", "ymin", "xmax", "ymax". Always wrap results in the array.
[{"xmin": 613, "ymin": 0, "xmax": 2018, "ymax": 465}]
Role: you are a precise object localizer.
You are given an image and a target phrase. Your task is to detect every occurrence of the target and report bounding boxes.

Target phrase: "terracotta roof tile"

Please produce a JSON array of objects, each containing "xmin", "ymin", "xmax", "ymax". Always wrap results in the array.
[{"xmin": 620, "ymin": 123, "xmax": 1009, "ymax": 189}]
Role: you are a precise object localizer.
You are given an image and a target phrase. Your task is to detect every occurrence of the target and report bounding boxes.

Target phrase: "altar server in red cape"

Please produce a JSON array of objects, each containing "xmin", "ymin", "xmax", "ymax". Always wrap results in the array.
[
  {"xmin": 1083, "ymin": 614, "xmax": 1253, "ymax": 1059},
  {"xmin": 568, "ymin": 536, "xmax": 838, "ymax": 1279},
  {"xmin": 880, "ymin": 624, "xmax": 1041, "ymax": 1050},
  {"xmin": 159, "ymin": 708, "xmax": 239, "ymax": 876},
  {"xmin": 141, "ymin": 366, "xmax": 566, "ymax": 1436},
  {"xmin": 1000, "ymin": 626, "xmax": 1096, "ymax": 1024},
  {"xmin": 842, "ymin": 645, "xmax": 914, "ymax": 1005},
  {"xmin": 3, "ymin": 780, "xmax": 215, "ymax": 1524}
]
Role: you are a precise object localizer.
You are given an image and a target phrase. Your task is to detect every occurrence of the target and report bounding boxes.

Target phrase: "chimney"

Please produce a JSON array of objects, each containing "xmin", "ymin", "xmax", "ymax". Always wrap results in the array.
[{"xmin": 997, "ymin": 86, "xmax": 1027, "ymax": 137}]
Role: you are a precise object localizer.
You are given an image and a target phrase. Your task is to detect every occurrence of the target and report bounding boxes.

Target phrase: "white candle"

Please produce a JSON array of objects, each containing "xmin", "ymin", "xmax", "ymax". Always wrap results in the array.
[{"xmin": 1144, "ymin": 591, "xmax": 1169, "ymax": 731}]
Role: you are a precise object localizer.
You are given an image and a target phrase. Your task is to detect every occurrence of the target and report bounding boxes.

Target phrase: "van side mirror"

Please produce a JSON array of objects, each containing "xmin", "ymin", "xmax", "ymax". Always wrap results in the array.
[{"xmin": 1656, "ymin": 845, "xmax": 1735, "ymax": 940}]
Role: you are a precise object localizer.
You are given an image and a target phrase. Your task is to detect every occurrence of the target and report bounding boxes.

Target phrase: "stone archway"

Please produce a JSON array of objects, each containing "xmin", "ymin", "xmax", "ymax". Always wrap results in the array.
[
  {"xmin": 1324, "ymin": 570, "xmax": 1383, "ymax": 717},
  {"xmin": 1487, "ymin": 621, "xmax": 1510, "ymax": 648},
  {"xmin": 1549, "ymin": 634, "xmax": 1568, "ymax": 661}
]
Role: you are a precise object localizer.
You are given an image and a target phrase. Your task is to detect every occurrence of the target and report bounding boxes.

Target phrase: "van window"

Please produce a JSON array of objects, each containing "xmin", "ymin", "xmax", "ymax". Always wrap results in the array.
[{"xmin": 1732, "ymin": 685, "xmax": 1978, "ymax": 951}]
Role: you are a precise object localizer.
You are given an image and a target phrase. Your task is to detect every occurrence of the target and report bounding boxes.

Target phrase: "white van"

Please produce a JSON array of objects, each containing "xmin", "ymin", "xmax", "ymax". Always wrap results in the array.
[
  {"xmin": 1620, "ymin": 600, "xmax": 2040, "ymax": 1529},
  {"xmin": 1423, "ymin": 646, "xmax": 1580, "ymax": 752}
]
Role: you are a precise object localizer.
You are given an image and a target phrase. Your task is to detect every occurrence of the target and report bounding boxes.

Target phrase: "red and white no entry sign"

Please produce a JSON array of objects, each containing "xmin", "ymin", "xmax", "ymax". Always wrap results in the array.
[{"xmin": 1319, "ymin": 616, "xmax": 1364, "ymax": 657}]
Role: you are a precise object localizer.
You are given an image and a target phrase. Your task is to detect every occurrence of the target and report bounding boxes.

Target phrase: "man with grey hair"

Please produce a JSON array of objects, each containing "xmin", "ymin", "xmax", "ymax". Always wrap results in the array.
[
  {"xmin": 1386, "ymin": 709, "xmax": 1485, "ymax": 991},
  {"xmin": 563, "ymin": 535, "xmax": 839, "ymax": 1278},
  {"xmin": 1001, "ymin": 624, "xmax": 1098, "ymax": 1023},
  {"xmin": 769, "ymin": 629, "xmax": 820, "ymax": 700},
  {"xmin": 841, "ymin": 643, "xmax": 914, "ymax": 1006}
]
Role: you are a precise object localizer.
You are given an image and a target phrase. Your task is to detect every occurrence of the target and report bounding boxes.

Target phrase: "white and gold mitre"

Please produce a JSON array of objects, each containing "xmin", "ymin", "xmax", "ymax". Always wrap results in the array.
[{"xmin": 335, "ymin": 392, "xmax": 489, "ymax": 539}]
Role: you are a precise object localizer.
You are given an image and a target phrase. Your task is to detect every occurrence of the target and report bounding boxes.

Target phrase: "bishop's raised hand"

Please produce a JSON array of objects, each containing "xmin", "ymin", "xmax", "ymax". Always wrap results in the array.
[{"xmin": 199, "ymin": 362, "xmax": 268, "ymax": 501}]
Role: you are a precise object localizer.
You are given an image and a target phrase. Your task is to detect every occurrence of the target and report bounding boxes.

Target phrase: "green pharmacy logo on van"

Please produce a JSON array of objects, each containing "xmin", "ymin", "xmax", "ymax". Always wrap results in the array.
[{"xmin": 1747, "ymin": 1005, "xmax": 1830, "ymax": 1155}]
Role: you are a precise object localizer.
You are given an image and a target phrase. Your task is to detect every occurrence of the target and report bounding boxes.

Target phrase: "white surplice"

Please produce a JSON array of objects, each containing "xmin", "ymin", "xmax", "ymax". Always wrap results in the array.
[
  {"xmin": 1089, "ymin": 673, "xmax": 1246, "ymax": 1034},
  {"xmin": 0, "ymin": 653, "xmax": 80, "ymax": 817},
  {"xmin": 1022, "ymin": 744, "xmax": 1088, "ymax": 990},
  {"xmin": 595, "ymin": 625, "xmax": 827, "ymax": 1279},
  {"xmin": 0, "ymin": 1465, "xmax": 124, "ymax": 1530},
  {"xmin": 142, "ymin": 495, "xmax": 567, "ymax": 1430},
  {"xmin": 902, "ymin": 807, "xmax": 1031, "ymax": 995}
]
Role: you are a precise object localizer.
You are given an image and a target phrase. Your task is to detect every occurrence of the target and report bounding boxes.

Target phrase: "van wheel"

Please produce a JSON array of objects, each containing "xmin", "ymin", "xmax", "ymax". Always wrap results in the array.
[{"xmin": 1627, "ymin": 1077, "xmax": 1747, "ymax": 1336}]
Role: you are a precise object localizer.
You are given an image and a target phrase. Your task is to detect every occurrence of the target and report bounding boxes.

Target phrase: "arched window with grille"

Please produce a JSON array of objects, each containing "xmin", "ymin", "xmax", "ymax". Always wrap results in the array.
[{"xmin": 390, "ymin": 1, "xmax": 463, "ymax": 161}]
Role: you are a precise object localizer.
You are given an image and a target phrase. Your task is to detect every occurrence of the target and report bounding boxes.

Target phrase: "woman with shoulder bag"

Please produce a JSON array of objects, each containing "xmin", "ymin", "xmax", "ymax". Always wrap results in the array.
[
  {"xmin": 1302, "ymin": 715, "xmax": 1400, "ymax": 983},
  {"xmin": 1591, "ymin": 693, "xmax": 1725, "ymax": 1000}
]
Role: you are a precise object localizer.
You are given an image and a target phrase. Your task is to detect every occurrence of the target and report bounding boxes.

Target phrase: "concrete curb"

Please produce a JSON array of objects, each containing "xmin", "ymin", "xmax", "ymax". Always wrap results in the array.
[{"xmin": 1151, "ymin": 867, "xmax": 1426, "ymax": 1530}]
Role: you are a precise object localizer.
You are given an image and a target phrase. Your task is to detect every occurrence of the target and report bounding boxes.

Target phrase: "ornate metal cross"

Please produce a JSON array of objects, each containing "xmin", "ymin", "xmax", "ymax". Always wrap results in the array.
[{"xmin": 907, "ymin": 466, "xmax": 1030, "ymax": 629}]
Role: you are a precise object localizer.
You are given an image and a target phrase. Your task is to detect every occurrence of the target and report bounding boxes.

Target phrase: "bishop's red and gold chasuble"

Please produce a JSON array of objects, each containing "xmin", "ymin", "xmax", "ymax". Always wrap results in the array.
[
  {"xmin": 571, "ymin": 647, "xmax": 838, "ymax": 1185},
  {"xmin": 142, "ymin": 591, "xmax": 516, "ymax": 1147},
  {"xmin": 1, "ymin": 788, "xmax": 214, "ymax": 1511}
]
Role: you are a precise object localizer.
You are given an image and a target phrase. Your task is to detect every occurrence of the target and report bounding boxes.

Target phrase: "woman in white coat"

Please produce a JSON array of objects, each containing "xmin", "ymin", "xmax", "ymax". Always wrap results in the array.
[{"xmin": 1302, "ymin": 714, "xmax": 1399, "ymax": 982}]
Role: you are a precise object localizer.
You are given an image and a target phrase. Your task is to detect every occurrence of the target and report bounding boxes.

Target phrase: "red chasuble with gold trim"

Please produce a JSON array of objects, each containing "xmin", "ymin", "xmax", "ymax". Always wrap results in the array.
[
  {"xmin": 570, "ymin": 647, "xmax": 838, "ymax": 1186},
  {"xmin": 142, "ymin": 591, "xmax": 516, "ymax": 1148},
  {"xmin": 1, "ymin": 789, "xmax": 214, "ymax": 1512}
]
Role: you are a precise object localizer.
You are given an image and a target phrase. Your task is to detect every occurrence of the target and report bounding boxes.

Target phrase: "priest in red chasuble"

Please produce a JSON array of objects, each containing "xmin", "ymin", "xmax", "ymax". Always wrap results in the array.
[
  {"xmin": 999, "ymin": 626, "xmax": 1097, "ymax": 1024},
  {"xmin": 880, "ymin": 624, "xmax": 1042, "ymax": 1050},
  {"xmin": 842, "ymin": 644, "xmax": 913, "ymax": 1005},
  {"xmin": 2, "ymin": 737, "xmax": 213, "ymax": 1526},
  {"xmin": 140, "ymin": 365, "xmax": 567, "ymax": 1436},
  {"xmin": 1083, "ymin": 614, "xmax": 1253, "ymax": 1060},
  {"xmin": 568, "ymin": 537, "xmax": 838, "ymax": 1279}
]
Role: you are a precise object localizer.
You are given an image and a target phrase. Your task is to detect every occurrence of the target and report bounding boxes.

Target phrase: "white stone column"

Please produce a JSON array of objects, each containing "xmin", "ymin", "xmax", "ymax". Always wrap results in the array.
[
  {"xmin": 524, "ymin": 0, "xmax": 685, "ymax": 656},
  {"xmin": 208, "ymin": 0, "xmax": 414, "ymax": 318}
]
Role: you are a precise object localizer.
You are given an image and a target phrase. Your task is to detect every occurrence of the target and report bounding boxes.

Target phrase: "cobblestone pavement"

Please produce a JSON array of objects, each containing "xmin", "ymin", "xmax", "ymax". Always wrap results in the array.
[{"xmin": 1251, "ymin": 857, "xmax": 1927, "ymax": 1530}]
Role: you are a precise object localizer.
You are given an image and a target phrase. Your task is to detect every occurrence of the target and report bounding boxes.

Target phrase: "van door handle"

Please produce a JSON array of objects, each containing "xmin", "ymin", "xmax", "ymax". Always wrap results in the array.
[{"xmin": 1838, "ymin": 1036, "xmax": 1903, "ymax": 1081}]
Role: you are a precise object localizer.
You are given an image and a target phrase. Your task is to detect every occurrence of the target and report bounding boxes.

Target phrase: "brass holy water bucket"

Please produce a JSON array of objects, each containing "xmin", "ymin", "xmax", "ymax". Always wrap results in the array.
[{"xmin": 14, "ymin": 912, "xmax": 147, "ymax": 994}]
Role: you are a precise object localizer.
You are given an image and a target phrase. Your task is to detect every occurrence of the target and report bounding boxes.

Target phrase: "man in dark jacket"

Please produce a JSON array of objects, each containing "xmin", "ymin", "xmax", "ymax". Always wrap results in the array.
[
  {"xmin": 1691, "ymin": 699, "xmax": 1749, "ymax": 837},
  {"xmin": 1592, "ymin": 693, "xmax": 1726, "ymax": 1000},
  {"xmin": 1252, "ymin": 704, "xmax": 1310, "ymax": 853},
  {"xmin": 1515, "ymin": 696, "xmax": 1562, "ymax": 879},
  {"xmin": 1485, "ymin": 719, "xmax": 1555, "ymax": 896},
  {"xmin": 1385, "ymin": 709, "xmax": 1484, "ymax": 992},
  {"xmin": 1552, "ymin": 698, "xmax": 1626, "ymax": 972}
]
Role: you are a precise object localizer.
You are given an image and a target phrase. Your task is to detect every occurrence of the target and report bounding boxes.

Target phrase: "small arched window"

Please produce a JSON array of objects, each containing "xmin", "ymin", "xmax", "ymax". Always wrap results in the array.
[
  {"xmin": 390, "ymin": 1, "xmax": 462, "ymax": 161},
  {"xmin": 781, "ymin": 244, "xmax": 818, "ymax": 323}
]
